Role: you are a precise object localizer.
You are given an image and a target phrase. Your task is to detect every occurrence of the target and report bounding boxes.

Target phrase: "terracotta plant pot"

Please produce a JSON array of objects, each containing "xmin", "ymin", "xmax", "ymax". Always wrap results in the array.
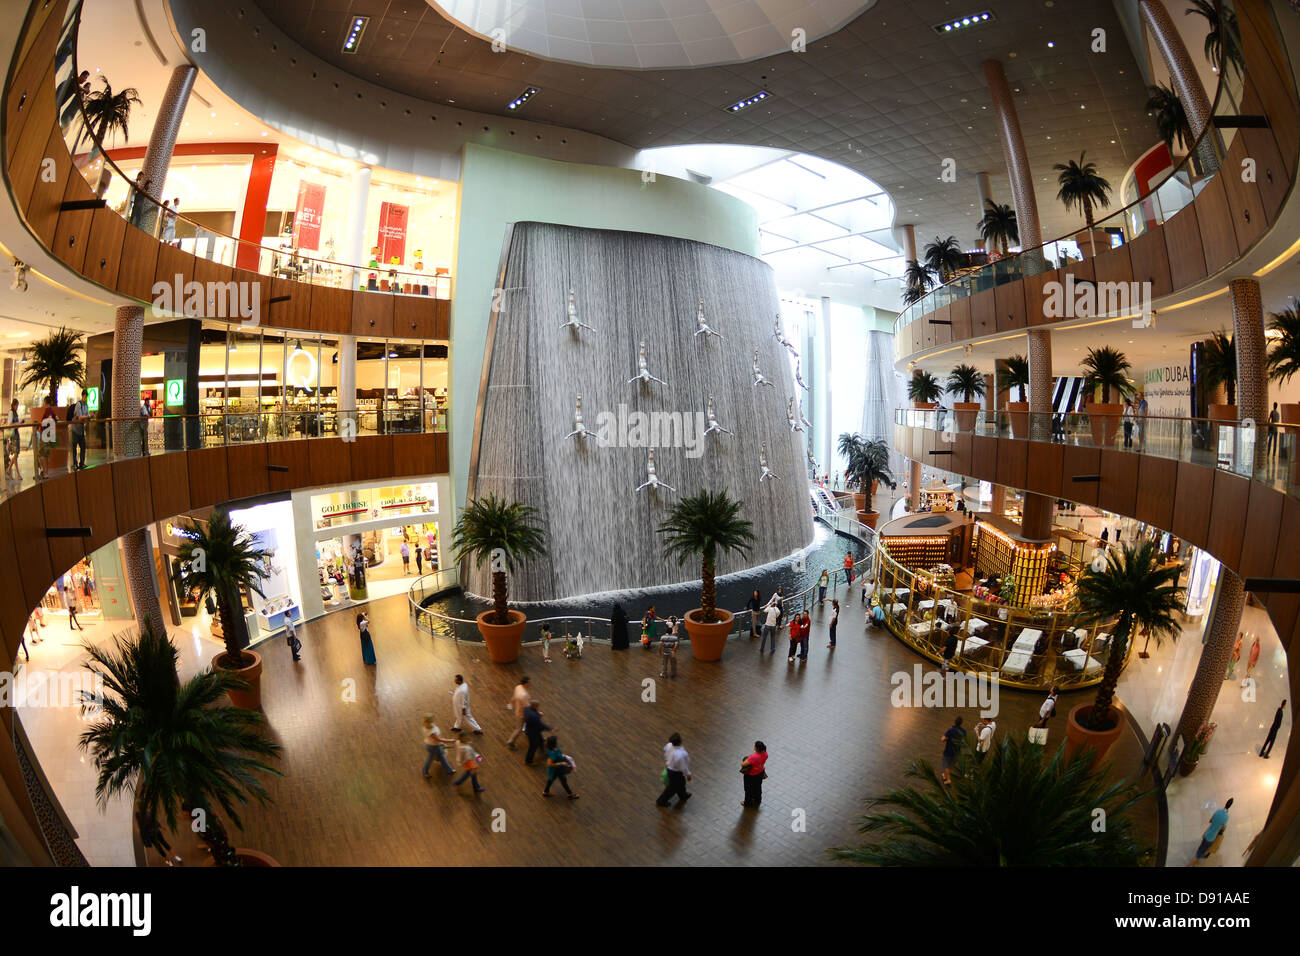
[
  {"xmin": 204, "ymin": 848, "xmax": 281, "ymax": 867},
  {"xmin": 912, "ymin": 402, "xmax": 938, "ymax": 410},
  {"xmin": 851, "ymin": 492, "xmax": 866, "ymax": 512},
  {"xmin": 1006, "ymin": 401, "xmax": 1030, "ymax": 439},
  {"xmin": 1074, "ymin": 228, "xmax": 1111, "ymax": 258},
  {"xmin": 856, "ymin": 510, "xmax": 880, "ymax": 529},
  {"xmin": 1207, "ymin": 404, "xmax": 1237, "ymax": 423},
  {"xmin": 212, "ymin": 650, "xmax": 262, "ymax": 710},
  {"xmin": 475, "ymin": 608, "xmax": 526, "ymax": 663},
  {"xmin": 1063, "ymin": 701, "xmax": 1127, "ymax": 770},
  {"xmin": 1279, "ymin": 403, "xmax": 1300, "ymax": 427},
  {"xmin": 1087, "ymin": 403, "xmax": 1123, "ymax": 446},
  {"xmin": 683, "ymin": 608, "xmax": 734, "ymax": 662},
  {"xmin": 1178, "ymin": 759, "xmax": 1199, "ymax": 777},
  {"xmin": 952, "ymin": 402, "xmax": 980, "ymax": 432},
  {"xmin": 870, "ymin": 478, "xmax": 880, "ymax": 496}
]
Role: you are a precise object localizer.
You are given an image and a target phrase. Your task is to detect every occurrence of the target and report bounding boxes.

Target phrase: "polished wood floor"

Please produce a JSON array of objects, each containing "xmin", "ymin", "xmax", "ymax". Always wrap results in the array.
[{"xmin": 171, "ymin": 581, "xmax": 1159, "ymax": 866}]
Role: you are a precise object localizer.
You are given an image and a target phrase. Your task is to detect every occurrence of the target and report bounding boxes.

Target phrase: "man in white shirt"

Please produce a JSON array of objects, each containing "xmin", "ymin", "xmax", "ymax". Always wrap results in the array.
[
  {"xmin": 505, "ymin": 676, "xmax": 531, "ymax": 747},
  {"xmin": 759, "ymin": 602, "xmax": 782, "ymax": 654},
  {"xmin": 451, "ymin": 673, "xmax": 483, "ymax": 734},
  {"xmin": 68, "ymin": 391, "xmax": 88, "ymax": 471},
  {"xmin": 1038, "ymin": 686, "xmax": 1058, "ymax": 726},
  {"xmin": 975, "ymin": 717, "xmax": 996, "ymax": 761},
  {"xmin": 656, "ymin": 733, "xmax": 692, "ymax": 808}
]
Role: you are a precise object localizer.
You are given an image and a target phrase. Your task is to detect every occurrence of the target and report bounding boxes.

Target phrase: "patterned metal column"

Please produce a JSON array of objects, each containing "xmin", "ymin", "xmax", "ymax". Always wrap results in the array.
[
  {"xmin": 136, "ymin": 64, "xmax": 197, "ymax": 236},
  {"xmin": 1231, "ymin": 277, "xmax": 1268, "ymax": 423},
  {"xmin": 983, "ymin": 61, "xmax": 1042, "ymax": 256},
  {"xmin": 975, "ymin": 172, "xmax": 993, "ymax": 248},
  {"xmin": 1174, "ymin": 570, "xmax": 1245, "ymax": 749},
  {"xmin": 1139, "ymin": 0, "xmax": 1219, "ymax": 174}
]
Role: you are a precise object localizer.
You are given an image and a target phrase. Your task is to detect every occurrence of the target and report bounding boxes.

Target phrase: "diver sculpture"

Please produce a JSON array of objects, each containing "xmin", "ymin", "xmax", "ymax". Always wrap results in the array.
[
  {"xmin": 635, "ymin": 448, "xmax": 676, "ymax": 494},
  {"xmin": 564, "ymin": 393, "xmax": 598, "ymax": 443},
  {"xmin": 703, "ymin": 394, "xmax": 733, "ymax": 436},
  {"xmin": 774, "ymin": 316, "xmax": 796, "ymax": 353},
  {"xmin": 759, "ymin": 442, "xmax": 781, "ymax": 482},
  {"xmin": 693, "ymin": 298, "xmax": 722, "ymax": 340},
  {"xmin": 562, "ymin": 288, "xmax": 596, "ymax": 333},
  {"xmin": 751, "ymin": 350, "xmax": 776, "ymax": 389},
  {"xmin": 627, "ymin": 340, "xmax": 667, "ymax": 387}
]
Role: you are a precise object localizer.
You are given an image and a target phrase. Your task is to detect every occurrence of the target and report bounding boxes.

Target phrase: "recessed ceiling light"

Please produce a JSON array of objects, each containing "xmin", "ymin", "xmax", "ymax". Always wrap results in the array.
[
  {"xmin": 933, "ymin": 12, "xmax": 994, "ymax": 34},
  {"xmin": 724, "ymin": 89, "xmax": 770, "ymax": 112},
  {"xmin": 343, "ymin": 16, "xmax": 368, "ymax": 53},
  {"xmin": 506, "ymin": 86, "xmax": 539, "ymax": 110},
  {"xmin": 1047, "ymin": 41, "xmax": 1055, "ymax": 48}
]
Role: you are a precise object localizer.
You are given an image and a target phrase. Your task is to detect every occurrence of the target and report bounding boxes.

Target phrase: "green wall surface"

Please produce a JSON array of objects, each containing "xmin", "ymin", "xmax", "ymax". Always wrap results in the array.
[{"xmin": 450, "ymin": 144, "xmax": 761, "ymax": 511}]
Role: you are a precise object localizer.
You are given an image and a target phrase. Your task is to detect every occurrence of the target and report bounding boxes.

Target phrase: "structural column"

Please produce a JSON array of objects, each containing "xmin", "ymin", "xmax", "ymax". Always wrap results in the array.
[
  {"xmin": 900, "ymin": 224, "xmax": 917, "ymax": 266},
  {"xmin": 1139, "ymin": 0, "xmax": 1217, "ymax": 173},
  {"xmin": 136, "ymin": 64, "xmax": 197, "ymax": 236},
  {"xmin": 1174, "ymin": 570, "xmax": 1245, "ymax": 749},
  {"xmin": 974, "ymin": 172, "xmax": 993, "ymax": 249},
  {"xmin": 336, "ymin": 165, "xmax": 371, "ymax": 437},
  {"xmin": 908, "ymin": 458, "xmax": 922, "ymax": 511},
  {"xmin": 1231, "ymin": 277, "xmax": 1268, "ymax": 423},
  {"xmin": 983, "ymin": 370, "xmax": 1005, "ymax": 514}
]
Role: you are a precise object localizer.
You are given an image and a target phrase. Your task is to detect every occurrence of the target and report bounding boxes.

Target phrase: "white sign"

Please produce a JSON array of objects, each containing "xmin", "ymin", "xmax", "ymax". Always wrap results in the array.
[{"xmin": 1143, "ymin": 363, "xmax": 1191, "ymax": 418}]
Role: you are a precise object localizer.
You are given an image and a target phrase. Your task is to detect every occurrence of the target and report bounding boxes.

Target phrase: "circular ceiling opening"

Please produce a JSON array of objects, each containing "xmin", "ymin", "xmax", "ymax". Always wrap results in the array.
[{"xmin": 428, "ymin": 0, "xmax": 877, "ymax": 70}]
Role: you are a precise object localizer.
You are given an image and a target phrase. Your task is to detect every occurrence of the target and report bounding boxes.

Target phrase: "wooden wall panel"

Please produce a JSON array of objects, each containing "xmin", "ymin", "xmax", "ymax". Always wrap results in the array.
[
  {"xmin": 147, "ymin": 453, "xmax": 190, "ymax": 524},
  {"xmin": 1205, "ymin": 470, "xmax": 1250, "ymax": 571},
  {"xmin": 82, "ymin": 206, "xmax": 126, "ymax": 289},
  {"xmin": 1238, "ymin": 482, "xmax": 1284, "ymax": 580},
  {"xmin": 25, "ymin": 126, "xmax": 71, "ymax": 245},
  {"xmin": 1125, "ymin": 227, "xmax": 1172, "ymax": 300},
  {"xmin": 186, "ymin": 447, "xmax": 230, "ymax": 511},
  {"xmin": 1238, "ymin": 0, "xmax": 1299, "ymax": 169},
  {"xmin": 971, "ymin": 435, "xmax": 997, "ymax": 478},
  {"xmin": 75, "ymin": 464, "xmax": 118, "ymax": 554},
  {"xmin": 1091, "ymin": 242, "xmax": 1132, "ymax": 289},
  {"xmin": 0, "ymin": 505, "xmax": 29, "ymax": 658},
  {"xmin": 394, "ymin": 295, "xmax": 433, "ymax": 340},
  {"xmin": 350, "ymin": 436, "xmax": 394, "ymax": 483},
  {"xmin": 311, "ymin": 285, "xmax": 353, "ymax": 335},
  {"xmin": 353, "ymin": 289, "xmax": 394, "ymax": 337},
  {"xmin": 930, "ymin": 305, "xmax": 951, "ymax": 348},
  {"xmin": 10, "ymin": 487, "xmax": 53, "ymax": 612},
  {"xmin": 994, "ymin": 280, "xmax": 1025, "ymax": 333},
  {"xmin": 1061, "ymin": 446, "xmax": 1100, "ymax": 506},
  {"xmin": 266, "ymin": 439, "xmax": 311, "ymax": 492},
  {"xmin": 1023, "ymin": 441, "xmax": 1062, "ymax": 497},
  {"xmin": 392, "ymin": 433, "xmax": 439, "ymax": 477},
  {"xmin": 307, "ymin": 439, "xmax": 352, "ymax": 488},
  {"xmin": 948, "ymin": 431, "xmax": 972, "ymax": 477},
  {"xmin": 5, "ymin": 60, "xmax": 55, "ymax": 209},
  {"xmin": 969, "ymin": 287, "xmax": 996, "ymax": 339},
  {"xmin": 112, "ymin": 458, "xmax": 153, "ymax": 533},
  {"xmin": 153, "ymin": 241, "xmax": 194, "ymax": 295},
  {"xmin": 950, "ymin": 297, "xmax": 972, "ymax": 342},
  {"xmin": 1172, "ymin": 461, "xmax": 1214, "ymax": 548},
  {"xmin": 268, "ymin": 278, "xmax": 312, "ymax": 332},
  {"xmin": 432, "ymin": 431, "xmax": 450, "ymax": 474},
  {"xmin": 1022, "ymin": 269, "xmax": 1054, "ymax": 327},
  {"xmin": 1194, "ymin": 176, "xmax": 1238, "ymax": 275},
  {"xmin": 1097, "ymin": 449, "xmax": 1139, "ymax": 518},
  {"xmin": 50, "ymin": 163, "xmax": 96, "ymax": 275},
  {"xmin": 5, "ymin": 3, "xmax": 64, "ymax": 160},
  {"xmin": 1162, "ymin": 201, "xmax": 1208, "ymax": 291},
  {"xmin": 1262, "ymin": 496, "xmax": 1300, "ymax": 644},
  {"xmin": 40, "ymin": 475, "xmax": 84, "ymax": 577},
  {"xmin": 1237, "ymin": 85, "xmax": 1289, "ymax": 225},
  {"xmin": 226, "ymin": 442, "xmax": 270, "ymax": 502},
  {"xmin": 995, "ymin": 437, "xmax": 1027, "ymax": 489},
  {"xmin": 432, "ymin": 298, "xmax": 451, "ymax": 340},
  {"xmin": 232, "ymin": 268, "xmax": 273, "ymax": 324},
  {"xmin": 920, "ymin": 310, "xmax": 937, "ymax": 351},
  {"xmin": 1133, "ymin": 457, "xmax": 1177, "ymax": 532},
  {"xmin": 116, "ymin": 227, "xmax": 162, "ymax": 301},
  {"xmin": 191, "ymin": 255, "xmax": 233, "ymax": 294},
  {"xmin": 1220, "ymin": 135, "xmax": 1268, "ymax": 253}
]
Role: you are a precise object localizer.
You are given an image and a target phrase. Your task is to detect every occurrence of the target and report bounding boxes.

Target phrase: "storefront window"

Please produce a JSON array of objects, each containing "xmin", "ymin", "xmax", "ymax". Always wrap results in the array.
[
  {"xmin": 225, "ymin": 327, "xmax": 263, "ymax": 442},
  {"xmin": 198, "ymin": 323, "xmax": 229, "ymax": 441},
  {"xmin": 421, "ymin": 344, "xmax": 448, "ymax": 432},
  {"xmin": 356, "ymin": 340, "xmax": 386, "ymax": 436},
  {"xmin": 387, "ymin": 340, "xmax": 422, "ymax": 433},
  {"xmin": 285, "ymin": 335, "xmax": 321, "ymax": 435},
  {"xmin": 261, "ymin": 331, "xmax": 287, "ymax": 439}
]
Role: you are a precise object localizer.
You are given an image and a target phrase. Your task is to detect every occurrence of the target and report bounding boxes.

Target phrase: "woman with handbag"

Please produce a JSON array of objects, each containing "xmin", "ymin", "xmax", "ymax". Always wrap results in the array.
[
  {"xmin": 542, "ymin": 735, "xmax": 579, "ymax": 799},
  {"xmin": 740, "ymin": 741, "xmax": 768, "ymax": 808}
]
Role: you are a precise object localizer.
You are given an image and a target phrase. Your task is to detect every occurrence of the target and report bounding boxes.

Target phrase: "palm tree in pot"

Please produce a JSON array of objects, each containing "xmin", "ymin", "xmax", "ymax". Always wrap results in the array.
[
  {"xmin": 451, "ymin": 492, "xmax": 548, "ymax": 662},
  {"xmin": 1199, "ymin": 329, "xmax": 1237, "ymax": 414},
  {"xmin": 1267, "ymin": 306, "xmax": 1300, "ymax": 435},
  {"xmin": 78, "ymin": 622, "xmax": 282, "ymax": 866},
  {"xmin": 658, "ymin": 489, "xmax": 755, "ymax": 661},
  {"xmin": 1146, "ymin": 84, "xmax": 1193, "ymax": 155},
  {"xmin": 1186, "ymin": 0, "xmax": 1244, "ymax": 77},
  {"xmin": 1081, "ymin": 345, "xmax": 1135, "ymax": 444},
  {"xmin": 1069, "ymin": 541, "xmax": 1184, "ymax": 766},
  {"xmin": 999, "ymin": 353, "xmax": 1032, "ymax": 438},
  {"xmin": 977, "ymin": 200, "xmax": 1019, "ymax": 257},
  {"xmin": 923, "ymin": 236, "xmax": 964, "ymax": 283},
  {"xmin": 902, "ymin": 260, "xmax": 937, "ymax": 306},
  {"xmin": 837, "ymin": 432, "xmax": 869, "ymax": 510},
  {"xmin": 18, "ymin": 326, "xmax": 85, "ymax": 404},
  {"xmin": 1053, "ymin": 152, "xmax": 1112, "ymax": 257},
  {"xmin": 908, "ymin": 370, "xmax": 942, "ymax": 408},
  {"xmin": 828, "ymin": 736, "xmax": 1151, "ymax": 865},
  {"xmin": 848, "ymin": 448, "xmax": 893, "ymax": 529},
  {"xmin": 175, "ymin": 510, "xmax": 270, "ymax": 708},
  {"xmin": 945, "ymin": 363, "xmax": 986, "ymax": 432},
  {"xmin": 81, "ymin": 78, "xmax": 141, "ymax": 165}
]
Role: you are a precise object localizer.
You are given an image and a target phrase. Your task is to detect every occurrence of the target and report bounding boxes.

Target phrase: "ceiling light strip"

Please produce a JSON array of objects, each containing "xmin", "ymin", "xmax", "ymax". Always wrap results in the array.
[
  {"xmin": 342, "ymin": 17, "xmax": 368, "ymax": 54},
  {"xmin": 724, "ymin": 90, "xmax": 770, "ymax": 113},
  {"xmin": 506, "ymin": 87, "xmax": 539, "ymax": 111},
  {"xmin": 934, "ymin": 11, "xmax": 995, "ymax": 34}
]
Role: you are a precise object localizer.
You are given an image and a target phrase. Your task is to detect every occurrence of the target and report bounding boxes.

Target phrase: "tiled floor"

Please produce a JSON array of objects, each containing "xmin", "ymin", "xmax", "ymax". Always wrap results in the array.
[{"xmin": 19, "ymin": 578, "xmax": 1158, "ymax": 867}]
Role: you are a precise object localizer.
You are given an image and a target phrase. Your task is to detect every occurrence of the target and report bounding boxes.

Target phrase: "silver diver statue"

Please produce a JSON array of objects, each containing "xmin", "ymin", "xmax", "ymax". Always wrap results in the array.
[
  {"xmin": 635, "ymin": 448, "xmax": 676, "ymax": 494},
  {"xmin": 759, "ymin": 441, "xmax": 781, "ymax": 482},
  {"xmin": 693, "ymin": 298, "xmax": 722, "ymax": 340},
  {"xmin": 787, "ymin": 397, "xmax": 805, "ymax": 433},
  {"xmin": 562, "ymin": 288, "xmax": 596, "ymax": 333},
  {"xmin": 627, "ymin": 340, "xmax": 668, "ymax": 387},
  {"xmin": 752, "ymin": 350, "xmax": 776, "ymax": 389},
  {"xmin": 564, "ymin": 393, "xmax": 598, "ymax": 443},
  {"xmin": 703, "ymin": 394, "xmax": 733, "ymax": 436}
]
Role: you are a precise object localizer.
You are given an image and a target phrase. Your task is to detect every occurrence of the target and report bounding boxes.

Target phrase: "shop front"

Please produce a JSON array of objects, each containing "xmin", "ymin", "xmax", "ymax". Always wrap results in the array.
[{"xmin": 292, "ymin": 477, "xmax": 451, "ymax": 621}]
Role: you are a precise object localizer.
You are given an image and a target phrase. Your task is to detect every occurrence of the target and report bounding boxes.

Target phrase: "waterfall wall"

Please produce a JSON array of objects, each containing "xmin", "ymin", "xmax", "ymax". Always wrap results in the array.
[{"xmin": 466, "ymin": 222, "xmax": 814, "ymax": 602}]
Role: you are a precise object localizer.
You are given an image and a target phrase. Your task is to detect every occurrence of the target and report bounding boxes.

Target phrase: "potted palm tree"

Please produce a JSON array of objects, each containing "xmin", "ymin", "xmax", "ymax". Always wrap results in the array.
[
  {"xmin": 78, "ymin": 622, "xmax": 283, "ymax": 866},
  {"xmin": 1053, "ymin": 152, "xmax": 1112, "ymax": 258},
  {"xmin": 923, "ymin": 236, "xmax": 963, "ymax": 284},
  {"xmin": 1146, "ymin": 83, "xmax": 1192, "ymax": 156},
  {"xmin": 452, "ymin": 493, "xmax": 548, "ymax": 663},
  {"xmin": 19, "ymin": 326, "xmax": 85, "ymax": 471},
  {"xmin": 850, "ymin": 448, "xmax": 892, "ymax": 529},
  {"xmin": 175, "ymin": 511, "xmax": 271, "ymax": 709},
  {"xmin": 1068, "ymin": 541, "xmax": 1184, "ymax": 767},
  {"xmin": 658, "ymin": 489, "xmax": 756, "ymax": 661},
  {"xmin": 902, "ymin": 260, "xmax": 936, "ymax": 306},
  {"xmin": 837, "ymin": 432, "xmax": 869, "ymax": 512},
  {"xmin": 999, "ymin": 354, "xmax": 1031, "ymax": 439},
  {"xmin": 908, "ymin": 370, "xmax": 942, "ymax": 409},
  {"xmin": 81, "ymin": 78, "xmax": 142, "ymax": 166},
  {"xmin": 945, "ymin": 363, "xmax": 986, "ymax": 431},
  {"xmin": 977, "ymin": 200, "xmax": 1019, "ymax": 257},
  {"xmin": 1199, "ymin": 329, "xmax": 1237, "ymax": 423},
  {"xmin": 1267, "ymin": 305, "xmax": 1300, "ymax": 434},
  {"xmin": 828, "ymin": 736, "xmax": 1151, "ymax": 865},
  {"xmin": 1177, "ymin": 719, "xmax": 1218, "ymax": 776},
  {"xmin": 1080, "ymin": 345, "xmax": 1135, "ymax": 445}
]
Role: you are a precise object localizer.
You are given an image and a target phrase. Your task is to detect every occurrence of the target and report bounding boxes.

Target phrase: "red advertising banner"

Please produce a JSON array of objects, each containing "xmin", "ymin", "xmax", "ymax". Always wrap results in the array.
[
  {"xmin": 376, "ymin": 201, "xmax": 409, "ymax": 265},
  {"xmin": 293, "ymin": 181, "xmax": 326, "ymax": 250}
]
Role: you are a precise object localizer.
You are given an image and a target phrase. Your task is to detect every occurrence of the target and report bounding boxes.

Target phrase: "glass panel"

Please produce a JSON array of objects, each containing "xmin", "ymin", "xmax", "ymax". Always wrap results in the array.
[
  {"xmin": 260, "ymin": 331, "xmax": 288, "ymax": 439},
  {"xmin": 386, "ymin": 341, "xmax": 423, "ymax": 434},
  {"xmin": 287, "ymin": 336, "xmax": 323, "ymax": 436},
  {"xmin": 356, "ymin": 340, "xmax": 387, "ymax": 436},
  {"xmin": 225, "ymin": 328, "xmax": 262, "ymax": 443},
  {"xmin": 422, "ymin": 343, "xmax": 448, "ymax": 432}
]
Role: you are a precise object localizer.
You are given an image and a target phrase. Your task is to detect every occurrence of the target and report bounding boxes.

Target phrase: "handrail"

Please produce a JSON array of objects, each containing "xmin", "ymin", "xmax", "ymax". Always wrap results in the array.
[
  {"xmin": 894, "ymin": 0, "xmax": 1275, "ymax": 334},
  {"xmin": 60, "ymin": 0, "xmax": 451, "ymax": 295}
]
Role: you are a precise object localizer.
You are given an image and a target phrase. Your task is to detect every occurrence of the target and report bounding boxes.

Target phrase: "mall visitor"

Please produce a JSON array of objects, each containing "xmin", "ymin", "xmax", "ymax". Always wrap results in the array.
[
  {"xmin": 1192, "ymin": 798, "xmax": 1232, "ymax": 864},
  {"xmin": 745, "ymin": 589, "xmax": 763, "ymax": 636},
  {"xmin": 522, "ymin": 701, "xmax": 550, "ymax": 765},
  {"xmin": 941, "ymin": 716, "xmax": 965, "ymax": 786},
  {"xmin": 68, "ymin": 390, "xmax": 87, "ymax": 471},
  {"xmin": 541, "ymin": 623, "xmax": 553, "ymax": 663},
  {"xmin": 505, "ymin": 676, "xmax": 532, "ymax": 747},
  {"xmin": 66, "ymin": 590, "xmax": 82, "ymax": 631},
  {"xmin": 799, "ymin": 610, "xmax": 811, "ymax": 660},
  {"xmin": 1269, "ymin": 402, "xmax": 1280, "ymax": 456},
  {"xmin": 5, "ymin": 398, "xmax": 21, "ymax": 481},
  {"xmin": 1260, "ymin": 700, "xmax": 1287, "ymax": 758},
  {"xmin": 414, "ymin": 543, "xmax": 423, "ymax": 575},
  {"xmin": 451, "ymin": 673, "xmax": 483, "ymax": 734},
  {"xmin": 740, "ymin": 741, "xmax": 768, "ymax": 809},
  {"xmin": 161, "ymin": 198, "xmax": 179, "ymax": 244},
  {"xmin": 400, "ymin": 538, "xmax": 410, "ymax": 573},
  {"xmin": 660, "ymin": 619, "xmax": 679, "ymax": 678},
  {"xmin": 36, "ymin": 395, "xmax": 57, "ymax": 479},
  {"xmin": 786, "ymin": 613, "xmax": 803, "ymax": 662},
  {"xmin": 640, "ymin": 606, "xmax": 658, "ymax": 648},
  {"xmin": 1137, "ymin": 391, "xmax": 1149, "ymax": 447},
  {"xmin": 17, "ymin": 621, "xmax": 29, "ymax": 662},
  {"xmin": 843, "ymin": 551, "xmax": 855, "ymax": 587},
  {"xmin": 940, "ymin": 624, "xmax": 958, "ymax": 673},
  {"xmin": 285, "ymin": 615, "xmax": 301, "ymax": 662},
  {"xmin": 1037, "ymin": 686, "xmax": 1059, "ymax": 727},
  {"xmin": 1246, "ymin": 634, "xmax": 1262, "ymax": 679},
  {"xmin": 817, "ymin": 569, "xmax": 829, "ymax": 604},
  {"xmin": 452, "ymin": 738, "xmax": 485, "ymax": 793},
  {"xmin": 356, "ymin": 612, "xmax": 377, "ymax": 665},
  {"xmin": 656, "ymin": 733, "xmax": 692, "ymax": 808},
  {"xmin": 542, "ymin": 735, "xmax": 579, "ymax": 799},
  {"xmin": 975, "ymin": 717, "xmax": 996, "ymax": 761},
  {"xmin": 828, "ymin": 599, "xmax": 839, "ymax": 648},
  {"xmin": 1122, "ymin": 399, "xmax": 1135, "ymax": 448},
  {"xmin": 1227, "ymin": 631, "xmax": 1243, "ymax": 679},
  {"xmin": 760, "ymin": 600, "xmax": 781, "ymax": 653},
  {"xmin": 420, "ymin": 714, "xmax": 456, "ymax": 777}
]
